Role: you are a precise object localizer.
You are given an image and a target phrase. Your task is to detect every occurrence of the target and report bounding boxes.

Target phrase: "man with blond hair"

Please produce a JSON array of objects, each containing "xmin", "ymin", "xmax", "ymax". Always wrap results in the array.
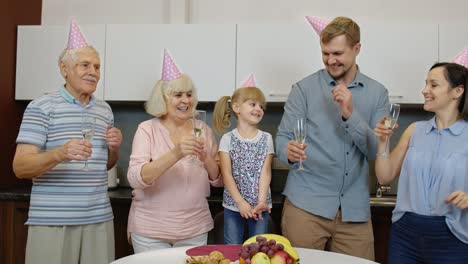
[{"xmin": 276, "ymin": 16, "xmax": 389, "ymax": 260}]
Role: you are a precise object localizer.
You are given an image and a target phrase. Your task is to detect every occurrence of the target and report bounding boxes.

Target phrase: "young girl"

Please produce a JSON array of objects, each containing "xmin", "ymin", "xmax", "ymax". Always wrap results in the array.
[{"xmin": 213, "ymin": 78, "xmax": 274, "ymax": 245}]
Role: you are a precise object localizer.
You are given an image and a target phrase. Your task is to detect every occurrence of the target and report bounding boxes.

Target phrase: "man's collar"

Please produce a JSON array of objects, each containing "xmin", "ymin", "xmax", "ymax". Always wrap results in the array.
[{"xmin": 59, "ymin": 85, "xmax": 95, "ymax": 106}]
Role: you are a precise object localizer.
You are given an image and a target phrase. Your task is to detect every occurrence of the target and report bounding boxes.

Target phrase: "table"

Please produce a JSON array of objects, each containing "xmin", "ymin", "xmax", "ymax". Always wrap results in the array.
[{"xmin": 112, "ymin": 246, "xmax": 378, "ymax": 264}]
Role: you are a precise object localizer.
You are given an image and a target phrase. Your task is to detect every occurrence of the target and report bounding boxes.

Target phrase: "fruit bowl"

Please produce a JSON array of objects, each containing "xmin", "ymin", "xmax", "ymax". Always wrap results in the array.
[{"xmin": 239, "ymin": 234, "xmax": 299, "ymax": 264}]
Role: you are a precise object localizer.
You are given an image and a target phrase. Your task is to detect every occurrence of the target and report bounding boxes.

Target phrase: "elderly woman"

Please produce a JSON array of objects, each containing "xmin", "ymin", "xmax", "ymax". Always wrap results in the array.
[
  {"xmin": 127, "ymin": 50, "xmax": 221, "ymax": 253},
  {"xmin": 375, "ymin": 62, "xmax": 468, "ymax": 263}
]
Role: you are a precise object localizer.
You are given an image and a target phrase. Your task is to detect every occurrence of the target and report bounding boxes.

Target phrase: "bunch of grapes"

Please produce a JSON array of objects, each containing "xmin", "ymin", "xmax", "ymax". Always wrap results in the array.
[{"xmin": 238, "ymin": 236, "xmax": 285, "ymax": 263}]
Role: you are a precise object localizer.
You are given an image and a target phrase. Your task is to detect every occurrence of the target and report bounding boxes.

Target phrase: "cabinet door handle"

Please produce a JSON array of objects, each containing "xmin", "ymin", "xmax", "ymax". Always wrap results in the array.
[
  {"xmin": 389, "ymin": 95, "xmax": 404, "ymax": 99},
  {"xmin": 268, "ymin": 93, "xmax": 290, "ymax": 97}
]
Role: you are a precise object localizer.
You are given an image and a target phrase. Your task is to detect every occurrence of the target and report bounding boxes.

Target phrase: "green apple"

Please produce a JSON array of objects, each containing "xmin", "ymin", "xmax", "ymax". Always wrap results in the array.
[{"xmin": 251, "ymin": 252, "xmax": 271, "ymax": 264}]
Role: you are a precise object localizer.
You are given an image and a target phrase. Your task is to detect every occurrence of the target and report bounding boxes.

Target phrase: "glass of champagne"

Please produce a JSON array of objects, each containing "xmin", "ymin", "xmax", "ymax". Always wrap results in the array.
[
  {"xmin": 191, "ymin": 110, "xmax": 206, "ymax": 163},
  {"xmin": 81, "ymin": 116, "xmax": 96, "ymax": 170},
  {"xmin": 382, "ymin": 103, "xmax": 400, "ymax": 156},
  {"xmin": 294, "ymin": 118, "xmax": 307, "ymax": 171}
]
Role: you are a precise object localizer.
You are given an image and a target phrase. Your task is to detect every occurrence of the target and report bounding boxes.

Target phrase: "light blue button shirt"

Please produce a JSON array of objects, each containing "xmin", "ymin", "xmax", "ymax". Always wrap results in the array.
[
  {"xmin": 276, "ymin": 68, "xmax": 389, "ymax": 222},
  {"xmin": 393, "ymin": 117, "xmax": 468, "ymax": 243}
]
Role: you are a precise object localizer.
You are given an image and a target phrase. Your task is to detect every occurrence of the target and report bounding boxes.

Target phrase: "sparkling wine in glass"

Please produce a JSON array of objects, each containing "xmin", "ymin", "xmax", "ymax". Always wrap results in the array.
[
  {"xmin": 294, "ymin": 118, "xmax": 307, "ymax": 171},
  {"xmin": 383, "ymin": 103, "xmax": 400, "ymax": 156},
  {"xmin": 191, "ymin": 110, "xmax": 206, "ymax": 163},
  {"xmin": 82, "ymin": 116, "xmax": 96, "ymax": 170}
]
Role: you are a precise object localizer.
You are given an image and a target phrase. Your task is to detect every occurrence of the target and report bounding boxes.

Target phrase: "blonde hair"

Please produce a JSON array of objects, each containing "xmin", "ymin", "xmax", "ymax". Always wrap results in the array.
[
  {"xmin": 321, "ymin": 16, "xmax": 360, "ymax": 46},
  {"xmin": 145, "ymin": 74, "xmax": 198, "ymax": 118},
  {"xmin": 213, "ymin": 86, "xmax": 266, "ymax": 135},
  {"xmin": 58, "ymin": 46, "xmax": 100, "ymax": 79}
]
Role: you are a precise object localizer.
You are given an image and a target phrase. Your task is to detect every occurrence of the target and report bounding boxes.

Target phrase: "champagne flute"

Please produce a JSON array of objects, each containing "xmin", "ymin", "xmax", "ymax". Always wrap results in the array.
[
  {"xmin": 294, "ymin": 118, "xmax": 307, "ymax": 171},
  {"xmin": 81, "ymin": 116, "xmax": 96, "ymax": 170},
  {"xmin": 191, "ymin": 110, "xmax": 206, "ymax": 163},
  {"xmin": 382, "ymin": 103, "xmax": 400, "ymax": 156}
]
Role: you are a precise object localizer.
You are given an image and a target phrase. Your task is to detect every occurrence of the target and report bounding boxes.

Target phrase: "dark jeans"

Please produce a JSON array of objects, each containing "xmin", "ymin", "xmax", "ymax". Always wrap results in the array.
[
  {"xmin": 388, "ymin": 212, "xmax": 468, "ymax": 264},
  {"xmin": 223, "ymin": 208, "xmax": 269, "ymax": 244}
]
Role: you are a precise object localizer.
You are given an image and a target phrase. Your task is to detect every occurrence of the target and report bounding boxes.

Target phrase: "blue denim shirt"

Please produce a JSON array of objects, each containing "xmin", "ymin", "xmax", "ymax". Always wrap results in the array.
[
  {"xmin": 276, "ymin": 68, "xmax": 389, "ymax": 222},
  {"xmin": 393, "ymin": 118, "xmax": 468, "ymax": 243}
]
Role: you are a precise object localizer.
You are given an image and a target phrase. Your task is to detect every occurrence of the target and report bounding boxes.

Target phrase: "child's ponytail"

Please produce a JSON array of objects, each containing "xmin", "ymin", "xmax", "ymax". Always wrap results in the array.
[{"xmin": 213, "ymin": 96, "xmax": 232, "ymax": 135}]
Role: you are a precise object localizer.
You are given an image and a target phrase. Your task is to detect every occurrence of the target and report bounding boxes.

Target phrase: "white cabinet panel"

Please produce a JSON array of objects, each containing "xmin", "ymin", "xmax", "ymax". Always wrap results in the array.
[
  {"xmin": 438, "ymin": 23, "xmax": 468, "ymax": 63},
  {"xmin": 236, "ymin": 24, "xmax": 322, "ymax": 102},
  {"xmin": 15, "ymin": 25, "xmax": 106, "ymax": 100},
  {"xmin": 358, "ymin": 22, "xmax": 438, "ymax": 104},
  {"xmin": 104, "ymin": 24, "xmax": 236, "ymax": 101}
]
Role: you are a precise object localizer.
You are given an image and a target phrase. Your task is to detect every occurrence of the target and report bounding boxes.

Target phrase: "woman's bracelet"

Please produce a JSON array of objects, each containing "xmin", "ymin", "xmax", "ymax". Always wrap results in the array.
[{"xmin": 376, "ymin": 152, "xmax": 390, "ymax": 158}]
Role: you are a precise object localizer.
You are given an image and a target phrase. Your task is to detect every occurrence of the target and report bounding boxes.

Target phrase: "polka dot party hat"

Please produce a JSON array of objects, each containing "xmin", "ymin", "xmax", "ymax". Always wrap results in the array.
[
  {"xmin": 453, "ymin": 48, "xmax": 468, "ymax": 68},
  {"xmin": 241, "ymin": 73, "xmax": 257, "ymax": 87},
  {"xmin": 161, "ymin": 49, "xmax": 182, "ymax": 81},
  {"xmin": 67, "ymin": 18, "xmax": 88, "ymax": 49},
  {"xmin": 305, "ymin": 16, "xmax": 331, "ymax": 36}
]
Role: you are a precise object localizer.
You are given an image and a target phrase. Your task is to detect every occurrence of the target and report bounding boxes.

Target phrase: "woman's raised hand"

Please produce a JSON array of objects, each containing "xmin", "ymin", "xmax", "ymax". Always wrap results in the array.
[
  {"xmin": 374, "ymin": 117, "xmax": 399, "ymax": 144},
  {"xmin": 175, "ymin": 135, "xmax": 204, "ymax": 158}
]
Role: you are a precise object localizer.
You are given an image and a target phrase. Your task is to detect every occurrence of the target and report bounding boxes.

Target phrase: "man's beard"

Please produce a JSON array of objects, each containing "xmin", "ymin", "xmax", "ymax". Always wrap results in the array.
[{"xmin": 328, "ymin": 64, "xmax": 351, "ymax": 81}]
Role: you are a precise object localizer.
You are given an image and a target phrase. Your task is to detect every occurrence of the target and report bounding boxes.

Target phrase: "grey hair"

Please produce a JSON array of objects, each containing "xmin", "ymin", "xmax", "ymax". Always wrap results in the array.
[
  {"xmin": 58, "ymin": 46, "xmax": 100, "ymax": 79},
  {"xmin": 145, "ymin": 74, "xmax": 198, "ymax": 118}
]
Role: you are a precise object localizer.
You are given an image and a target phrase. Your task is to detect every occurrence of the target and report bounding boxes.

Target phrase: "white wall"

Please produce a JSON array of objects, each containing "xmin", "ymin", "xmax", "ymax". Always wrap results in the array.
[
  {"xmin": 42, "ymin": 0, "xmax": 170, "ymax": 24},
  {"xmin": 43, "ymin": 0, "xmax": 468, "ymax": 25},
  {"xmin": 189, "ymin": 0, "xmax": 468, "ymax": 24}
]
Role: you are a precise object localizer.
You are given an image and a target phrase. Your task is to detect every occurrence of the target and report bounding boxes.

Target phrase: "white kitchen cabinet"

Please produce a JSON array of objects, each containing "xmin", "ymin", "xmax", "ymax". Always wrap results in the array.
[
  {"xmin": 15, "ymin": 25, "xmax": 106, "ymax": 100},
  {"xmin": 236, "ymin": 24, "xmax": 322, "ymax": 102},
  {"xmin": 15, "ymin": 22, "xmax": 441, "ymax": 104},
  {"xmin": 104, "ymin": 24, "xmax": 236, "ymax": 101},
  {"xmin": 438, "ymin": 23, "xmax": 468, "ymax": 64},
  {"xmin": 358, "ymin": 22, "xmax": 438, "ymax": 104},
  {"xmin": 236, "ymin": 22, "xmax": 438, "ymax": 104}
]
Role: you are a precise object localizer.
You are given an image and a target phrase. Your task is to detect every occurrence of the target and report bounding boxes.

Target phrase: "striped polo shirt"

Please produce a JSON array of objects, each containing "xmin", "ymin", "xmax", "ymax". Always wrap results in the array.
[{"xmin": 17, "ymin": 87, "xmax": 114, "ymax": 225}]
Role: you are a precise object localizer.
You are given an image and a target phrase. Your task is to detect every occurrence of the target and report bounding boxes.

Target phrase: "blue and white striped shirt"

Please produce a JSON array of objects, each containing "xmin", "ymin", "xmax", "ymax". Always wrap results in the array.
[{"xmin": 17, "ymin": 87, "xmax": 114, "ymax": 225}]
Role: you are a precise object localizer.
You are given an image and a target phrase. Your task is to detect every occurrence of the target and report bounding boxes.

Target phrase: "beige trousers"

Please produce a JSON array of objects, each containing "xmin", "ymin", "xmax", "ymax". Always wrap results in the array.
[
  {"xmin": 281, "ymin": 198, "xmax": 375, "ymax": 261},
  {"xmin": 25, "ymin": 220, "xmax": 114, "ymax": 264}
]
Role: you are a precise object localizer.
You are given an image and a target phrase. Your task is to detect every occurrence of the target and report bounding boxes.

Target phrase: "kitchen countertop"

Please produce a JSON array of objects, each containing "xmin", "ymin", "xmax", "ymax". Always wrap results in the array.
[{"xmin": 0, "ymin": 187, "xmax": 396, "ymax": 207}]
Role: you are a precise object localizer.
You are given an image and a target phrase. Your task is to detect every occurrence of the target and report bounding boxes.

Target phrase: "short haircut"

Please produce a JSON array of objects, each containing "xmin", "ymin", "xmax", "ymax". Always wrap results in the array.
[
  {"xmin": 58, "ymin": 46, "xmax": 100, "ymax": 78},
  {"xmin": 321, "ymin": 16, "xmax": 360, "ymax": 46}
]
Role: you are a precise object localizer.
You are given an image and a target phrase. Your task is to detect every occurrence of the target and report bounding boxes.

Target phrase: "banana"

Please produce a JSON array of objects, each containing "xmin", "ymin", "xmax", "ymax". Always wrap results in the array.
[
  {"xmin": 242, "ymin": 234, "xmax": 300, "ymax": 263},
  {"xmin": 243, "ymin": 233, "xmax": 291, "ymax": 247},
  {"xmin": 282, "ymin": 244, "xmax": 300, "ymax": 262}
]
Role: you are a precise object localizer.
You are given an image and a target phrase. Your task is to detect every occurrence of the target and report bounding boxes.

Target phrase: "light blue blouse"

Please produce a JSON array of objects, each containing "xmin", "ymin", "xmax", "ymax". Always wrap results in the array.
[{"xmin": 393, "ymin": 117, "xmax": 468, "ymax": 243}]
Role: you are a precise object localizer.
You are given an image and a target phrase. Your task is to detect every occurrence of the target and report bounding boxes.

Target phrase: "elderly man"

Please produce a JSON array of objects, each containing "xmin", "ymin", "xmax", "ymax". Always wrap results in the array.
[
  {"xmin": 13, "ymin": 19, "xmax": 122, "ymax": 264},
  {"xmin": 276, "ymin": 16, "xmax": 390, "ymax": 260}
]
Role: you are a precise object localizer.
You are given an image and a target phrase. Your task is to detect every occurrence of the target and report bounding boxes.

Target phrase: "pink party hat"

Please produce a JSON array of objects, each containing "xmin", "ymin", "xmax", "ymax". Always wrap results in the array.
[
  {"xmin": 161, "ymin": 49, "xmax": 182, "ymax": 81},
  {"xmin": 453, "ymin": 48, "xmax": 468, "ymax": 68},
  {"xmin": 305, "ymin": 16, "xmax": 331, "ymax": 35},
  {"xmin": 67, "ymin": 18, "xmax": 88, "ymax": 49},
  {"xmin": 241, "ymin": 73, "xmax": 257, "ymax": 87}
]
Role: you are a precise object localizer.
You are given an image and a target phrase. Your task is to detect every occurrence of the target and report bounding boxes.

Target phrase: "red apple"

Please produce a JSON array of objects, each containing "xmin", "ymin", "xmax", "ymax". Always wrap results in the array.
[{"xmin": 270, "ymin": 250, "xmax": 294, "ymax": 264}]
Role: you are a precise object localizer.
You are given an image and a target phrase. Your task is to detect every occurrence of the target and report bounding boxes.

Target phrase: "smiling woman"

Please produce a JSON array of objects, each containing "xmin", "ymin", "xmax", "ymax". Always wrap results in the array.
[
  {"xmin": 126, "ymin": 49, "xmax": 222, "ymax": 254},
  {"xmin": 374, "ymin": 62, "xmax": 468, "ymax": 263}
]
